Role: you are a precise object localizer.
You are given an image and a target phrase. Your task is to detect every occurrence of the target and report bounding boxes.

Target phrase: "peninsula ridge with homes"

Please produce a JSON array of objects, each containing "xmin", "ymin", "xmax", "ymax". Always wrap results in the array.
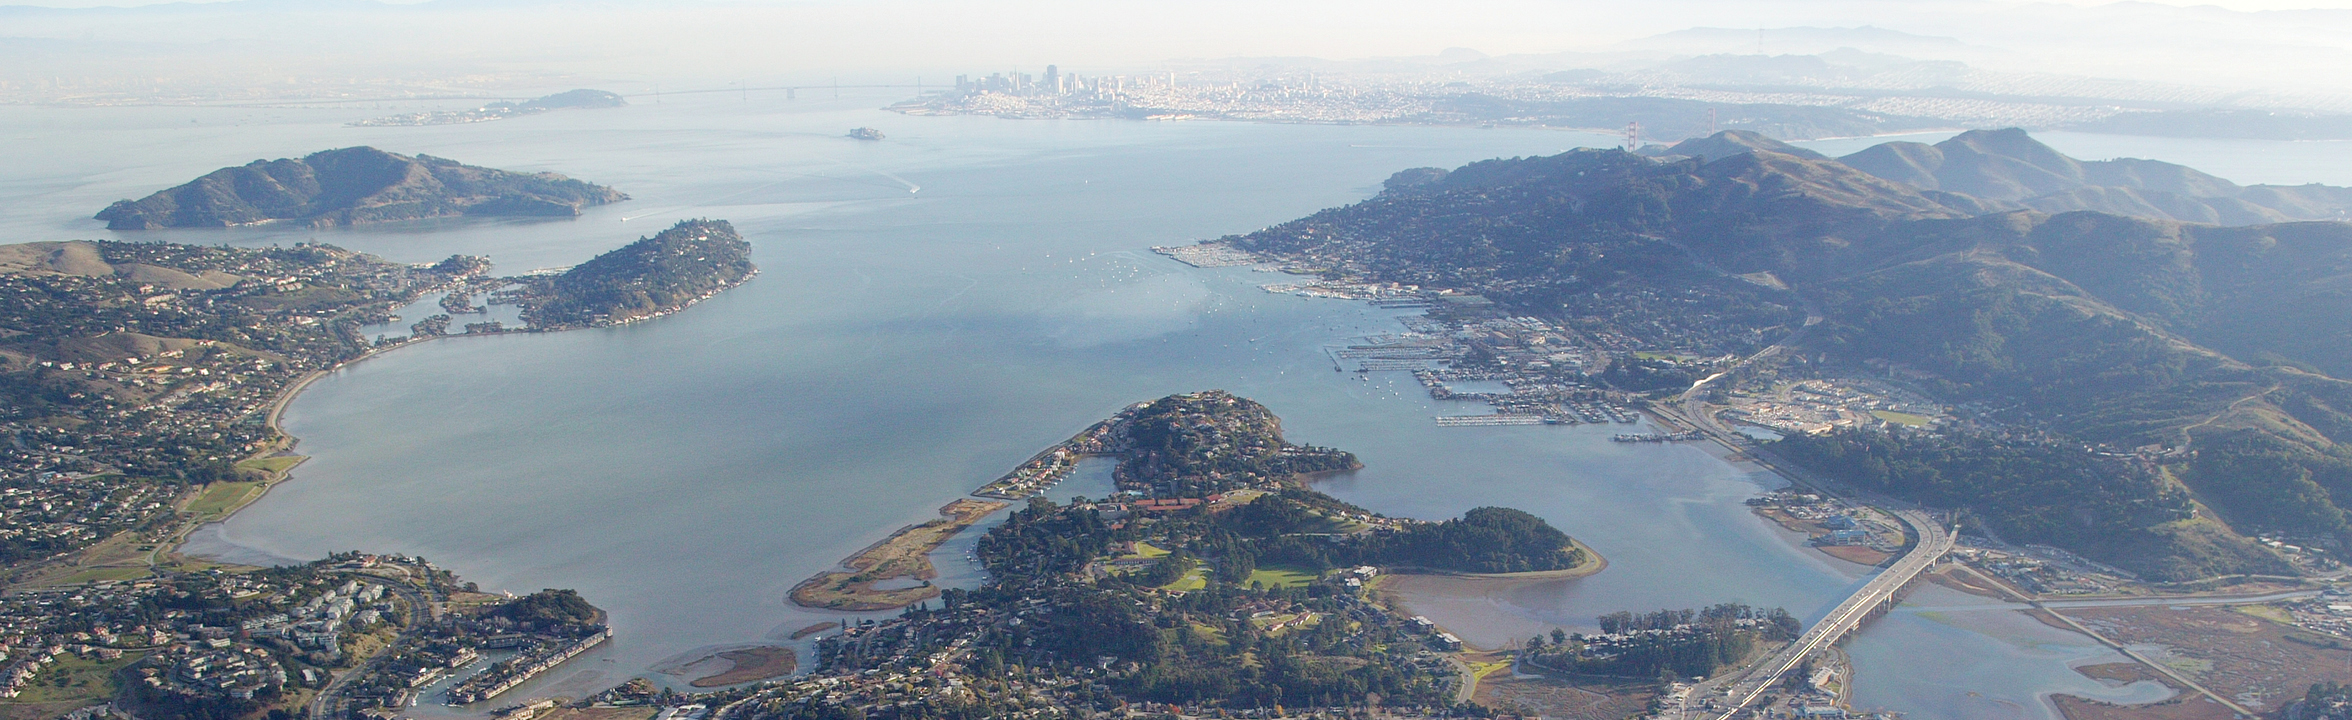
[{"xmin": 0, "ymin": 151, "xmax": 761, "ymax": 720}]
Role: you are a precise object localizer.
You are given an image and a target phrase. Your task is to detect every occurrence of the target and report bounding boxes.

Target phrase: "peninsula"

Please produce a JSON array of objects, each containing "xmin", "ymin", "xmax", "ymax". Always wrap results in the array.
[
  {"xmin": 1132, "ymin": 128, "xmax": 2352, "ymax": 717},
  {"xmin": 510, "ymin": 219, "xmax": 757, "ymax": 329},
  {"xmin": 0, "ymin": 550, "xmax": 614, "ymax": 720},
  {"xmin": 1205, "ymin": 128, "xmax": 2352, "ymax": 583},
  {"xmin": 95, "ymin": 147, "xmax": 627, "ymax": 229},
  {"xmin": 752, "ymin": 390, "xmax": 1593, "ymax": 719},
  {"xmin": 348, "ymin": 88, "xmax": 627, "ymax": 128},
  {"xmin": 0, "ymin": 218, "xmax": 755, "ymax": 589},
  {"xmin": 788, "ymin": 498, "xmax": 1006, "ymax": 611},
  {"xmin": 791, "ymin": 389, "xmax": 1592, "ymax": 607},
  {"xmin": 0, "ymin": 224, "xmax": 761, "ymax": 717}
]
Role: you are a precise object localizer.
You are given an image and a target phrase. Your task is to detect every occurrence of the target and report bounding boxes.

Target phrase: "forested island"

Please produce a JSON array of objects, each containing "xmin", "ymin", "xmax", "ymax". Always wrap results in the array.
[
  {"xmin": 512, "ymin": 218, "xmax": 757, "ymax": 329},
  {"xmin": 1215, "ymin": 127, "xmax": 2352, "ymax": 581},
  {"xmin": 95, "ymin": 147, "xmax": 626, "ymax": 229}
]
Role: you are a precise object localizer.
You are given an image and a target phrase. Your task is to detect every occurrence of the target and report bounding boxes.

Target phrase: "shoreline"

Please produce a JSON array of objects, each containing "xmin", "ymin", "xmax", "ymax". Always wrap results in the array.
[
  {"xmin": 788, "ymin": 498, "xmax": 1009, "ymax": 611},
  {"xmin": 1385, "ymin": 537, "xmax": 1610, "ymax": 582},
  {"xmin": 177, "ymin": 282, "xmax": 754, "ymax": 568},
  {"xmin": 12, "ymin": 330, "xmax": 469, "ymax": 586},
  {"xmin": 165, "ymin": 331, "xmax": 472, "ymax": 568}
]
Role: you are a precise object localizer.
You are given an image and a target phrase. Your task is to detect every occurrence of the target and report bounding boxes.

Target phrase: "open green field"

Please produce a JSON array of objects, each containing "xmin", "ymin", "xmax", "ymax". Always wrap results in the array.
[
  {"xmin": 1245, "ymin": 566, "xmax": 1319, "ymax": 589},
  {"xmin": 1185, "ymin": 622, "xmax": 1228, "ymax": 646},
  {"xmin": 48, "ymin": 565, "xmax": 152, "ymax": 585},
  {"xmin": 2234, "ymin": 604, "xmax": 2295, "ymax": 625},
  {"xmin": 235, "ymin": 455, "xmax": 306, "ymax": 475},
  {"xmin": 1, "ymin": 652, "xmax": 142, "ymax": 706},
  {"xmin": 187, "ymin": 481, "xmax": 262, "ymax": 517},
  {"xmin": 1871, "ymin": 410, "xmax": 1932, "ymax": 427},
  {"xmin": 1162, "ymin": 568, "xmax": 1208, "ymax": 592},
  {"xmin": 1130, "ymin": 542, "xmax": 1171, "ymax": 559}
]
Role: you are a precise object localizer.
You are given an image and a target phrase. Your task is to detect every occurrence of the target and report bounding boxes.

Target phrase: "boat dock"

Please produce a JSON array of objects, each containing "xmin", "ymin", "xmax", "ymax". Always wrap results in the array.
[
  {"xmin": 1612, "ymin": 431, "xmax": 1702, "ymax": 442},
  {"xmin": 1434, "ymin": 415, "xmax": 1549, "ymax": 427}
]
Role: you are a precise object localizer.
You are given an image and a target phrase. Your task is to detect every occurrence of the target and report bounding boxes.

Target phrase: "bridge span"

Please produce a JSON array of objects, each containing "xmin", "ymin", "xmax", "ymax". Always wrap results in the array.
[{"xmin": 1708, "ymin": 508, "xmax": 1953, "ymax": 719}]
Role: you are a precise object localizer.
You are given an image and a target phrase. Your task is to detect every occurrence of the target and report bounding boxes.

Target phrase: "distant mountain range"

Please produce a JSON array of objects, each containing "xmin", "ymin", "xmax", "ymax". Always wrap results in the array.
[
  {"xmin": 1650, "ymin": 128, "xmax": 2352, "ymax": 225},
  {"xmin": 95, "ymin": 147, "xmax": 626, "ymax": 230},
  {"xmin": 1227, "ymin": 129, "xmax": 2352, "ymax": 579}
]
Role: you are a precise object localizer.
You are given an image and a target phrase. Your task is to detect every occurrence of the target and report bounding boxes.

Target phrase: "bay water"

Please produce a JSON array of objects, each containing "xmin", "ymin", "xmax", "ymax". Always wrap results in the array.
[{"xmin": 7, "ymin": 92, "xmax": 2349, "ymax": 717}]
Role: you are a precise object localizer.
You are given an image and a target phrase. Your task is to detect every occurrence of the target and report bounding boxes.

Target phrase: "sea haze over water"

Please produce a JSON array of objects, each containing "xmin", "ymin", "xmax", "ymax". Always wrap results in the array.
[{"xmin": 10, "ymin": 93, "xmax": 2351, "ymax": 718}]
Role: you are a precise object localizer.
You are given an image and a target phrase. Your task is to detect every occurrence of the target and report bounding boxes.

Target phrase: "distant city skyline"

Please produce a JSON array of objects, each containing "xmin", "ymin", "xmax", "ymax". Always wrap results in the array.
[{"xmin": 8, "ymin": 0, "xmax": 2352, "ymax": 102}]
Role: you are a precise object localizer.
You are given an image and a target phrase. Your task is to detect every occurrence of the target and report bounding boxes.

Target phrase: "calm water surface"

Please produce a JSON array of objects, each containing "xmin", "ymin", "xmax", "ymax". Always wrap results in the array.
[{"xmin": 8, "ymin": 95, "xmax": 2351, "ymax": 717}]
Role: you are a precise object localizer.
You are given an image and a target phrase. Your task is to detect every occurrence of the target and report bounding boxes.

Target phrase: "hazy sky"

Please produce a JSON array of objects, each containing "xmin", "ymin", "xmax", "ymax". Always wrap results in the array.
[
  {"xmin": 8, "ymin": 0, "xmax": 2352, "ymax": 14},
  {"xmin": 10, "ymin": 0, "xmax": 2352, "ymax": 7},
  {"xmin": 7, "ymin": 0, "xmax": 2352, "ymax": 102}
]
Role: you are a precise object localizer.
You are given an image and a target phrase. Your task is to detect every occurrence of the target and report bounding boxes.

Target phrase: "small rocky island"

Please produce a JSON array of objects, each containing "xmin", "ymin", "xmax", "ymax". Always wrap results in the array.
[
  {"xmin": 95, "ymin": 146, "xmax": 627, "ymax": 229},
  {"xmin": 510, "ymin": 218, "xmax": 758, "ymax": 329}
]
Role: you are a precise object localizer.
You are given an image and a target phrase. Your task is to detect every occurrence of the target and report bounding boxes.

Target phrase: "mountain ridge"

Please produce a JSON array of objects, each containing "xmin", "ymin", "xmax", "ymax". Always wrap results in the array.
[
  {"xmin": 1648, "ymin": 128, "xmax": 2352, "ymax": 227},
  {"xmin": 1222, "ymin": 130, "xmax": 2352, "ymax": 579}
]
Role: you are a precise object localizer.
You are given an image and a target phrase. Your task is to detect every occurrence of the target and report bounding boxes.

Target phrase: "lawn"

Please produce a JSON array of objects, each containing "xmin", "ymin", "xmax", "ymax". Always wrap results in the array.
[
  {"xmin": 1130, "ymin": 542, "xmax": 1171, "ymax": 559},
  {"xmin": 2233, "ymin": 604, "xmax": 2295, "ymax": 625},
  {"xmin": 1870, "ymin": 410, "xmax": 1932, "ymax": 427},
  {"xmin": 1185, "ymin": 622, "xmax": 1228, "ymax": 645},
  {"xmin": 235, "ymin": 455, "xmax": 307, "ymax": 475},
  {"xmin": 2, "ymin": 653, "xmax": 142, "ymax": 706},
  {"xmin": 1162, "ymin": 568, "xmax": 1208, "ymax": 592},
  {"xmin": 186, "ymin": 481, "xmax": 262, "ymax": 517},
  {"xmin": 1469, "ymin": 659, "xmax": 1511, "ymax": 680},
  {"xmin": 1245, "ymin": 566, "xmax": 1319, "ymax": 589},
  {"xmin": 50, "ymin": 566, "xmax": 153, "ymax": 585}
]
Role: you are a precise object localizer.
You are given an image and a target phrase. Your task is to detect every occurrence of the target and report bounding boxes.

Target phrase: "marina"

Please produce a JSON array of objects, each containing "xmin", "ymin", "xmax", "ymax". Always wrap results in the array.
[
  {"xmin": 1433, "ymin": 414, "xmax": 1548, "ymax": 427},
  {"xmin": 1612, "ymin": 431, "xmax": 1704, "ymax": 443}
]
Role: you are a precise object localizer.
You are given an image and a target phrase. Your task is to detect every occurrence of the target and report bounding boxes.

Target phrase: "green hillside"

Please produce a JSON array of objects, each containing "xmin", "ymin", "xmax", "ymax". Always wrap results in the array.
[
  {"xmin": 520, "ymin": 218, "xmax": 757, "ymax": 329},
  {"xmin": 1225, "ymin": 130, "xmax": 2352, "ymax": 578}
]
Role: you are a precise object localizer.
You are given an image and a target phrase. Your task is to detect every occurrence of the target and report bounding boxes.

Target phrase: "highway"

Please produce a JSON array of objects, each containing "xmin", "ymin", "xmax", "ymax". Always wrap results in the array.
[
  {"xmin": 1673, "ymin": 312, "xmax": 1820, "ymax": 442},
  {"xmin": 1707, "ymin": 508, "xmax": 1952, "ymax": 719}
]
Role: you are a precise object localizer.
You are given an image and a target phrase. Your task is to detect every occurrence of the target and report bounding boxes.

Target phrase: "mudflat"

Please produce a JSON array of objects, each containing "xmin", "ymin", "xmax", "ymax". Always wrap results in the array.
[
  {"xmin": 789, "ymin": 499, "xmax": 1008, "ymax": 611},
  {"xmin": 689, "ymin": 646, "xmax": 798, "ymax": 688}
]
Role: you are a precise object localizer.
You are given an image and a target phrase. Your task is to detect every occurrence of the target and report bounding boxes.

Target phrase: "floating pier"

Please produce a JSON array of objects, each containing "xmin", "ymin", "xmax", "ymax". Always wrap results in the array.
[
  {"xmin": 1612, "ymin": 431, "xmax": 1702, "ymax": 443},
  {"xmin": 1434, "ymin": 415, "xmax": 1548, "ymax": 427}
]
